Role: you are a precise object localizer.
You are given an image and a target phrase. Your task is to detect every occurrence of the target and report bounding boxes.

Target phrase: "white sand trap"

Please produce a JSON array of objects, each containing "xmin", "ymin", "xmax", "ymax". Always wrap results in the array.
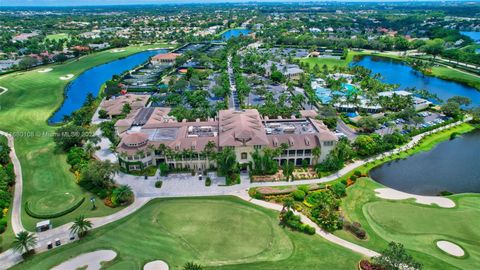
[
  {"xmin": 51, "ymin": 250, "xmax": 117, "ymax": 270},
  {"xmin": 111, "ymin": 49, "xmax": 126, "ymax": 53},
  {"xmin": 436, "ymin": 241, "xmax": 465, "ymax": 257},
  {"xmin": 0, "ymin": 86, "xmax": 8, "ymax": 96},
  {"xmin": 38, "ymin": 68, "xmax": 53, "ymax": 73},
  {"xmin": 375, "ymin": 188, "xmax": 455, "ymax": 208},
  {"xmin": 59, "ymin": 74, "xmax": 74, "ymax": 80},
  {"xmin": 144, "ymin": 260, "xmax": 169, "ymax": 270}
]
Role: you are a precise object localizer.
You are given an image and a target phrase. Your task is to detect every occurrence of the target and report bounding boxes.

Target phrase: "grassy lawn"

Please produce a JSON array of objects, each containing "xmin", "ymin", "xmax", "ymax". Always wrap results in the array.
[
  {"xmin": 12, "ymin": 197, "xmax": 362, "ymax": 270},
  {"xmin": 431, "ymin": 66, "xmax": 480, "ymax": 90},
  {"xmin": 0, "ymin": 43, "xmax": 170, "ymax": 233},
  {"xmin": 337, "ymin": 178, "xmax": 480, "ymax": 270},
  {"xmin": 45, "ymin": 33, "xmax": 70, "ymax": 42}
]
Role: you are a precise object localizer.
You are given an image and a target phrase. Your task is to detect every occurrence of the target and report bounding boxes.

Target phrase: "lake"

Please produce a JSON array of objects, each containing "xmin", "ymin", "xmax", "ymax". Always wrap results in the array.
[
  {"xmin": 49, "ymin": 49, "xmax": 167, "ymax": 124},
  {"xmin": 351, "ymin": 56, "xmax": 480, "ymax": 106},
  {"xmin": 370, "ymin": 129, "xmax": 480, "ymax": 195},
  {"xmin": 221, "ymin": 29, "xmax": 251, "ymax": 40}
]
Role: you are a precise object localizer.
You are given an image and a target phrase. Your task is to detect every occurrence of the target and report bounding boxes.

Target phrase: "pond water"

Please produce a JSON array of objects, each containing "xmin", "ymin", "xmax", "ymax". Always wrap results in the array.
[
  {"xmin": 370, "ymin": 129, "xmax": 480, "ymax": 195},
  {"xmin": 351, "ymin": 56, "xmax": 480, "ymax": 106},
  {"xmin": 221, "ymin": 29, "xmax": 251, "ymax": 40},
  {"xmin": 49, "ymin": 49, "xmax": 168, "ymax": 124}
]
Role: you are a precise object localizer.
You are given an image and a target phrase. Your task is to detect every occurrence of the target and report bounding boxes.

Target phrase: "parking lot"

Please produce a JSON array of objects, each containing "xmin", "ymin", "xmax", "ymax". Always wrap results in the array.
[{"xmin": 376, "ymin": 111, "xmax": 450, "ymax": 135}]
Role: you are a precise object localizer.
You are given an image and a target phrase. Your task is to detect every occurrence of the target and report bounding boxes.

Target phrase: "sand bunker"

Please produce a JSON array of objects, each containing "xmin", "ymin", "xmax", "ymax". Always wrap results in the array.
[
  {"xmin": 144, "ymin": 260, "xmax": 169, "ymax": 270},
  {"xmin": 436, "ymin": 241, "xmax": 465, "ymax": 257},
  {"xmin": 51, "ymin": 250, "xmax": 117, "ymax": 270},
  {"xmin": 111, "ymin": 49, "xmax": 126, "ymax": 53},
  {"xmin": 0, "ymin": 86, "xmax": 8, "ymax": 96},
  {"xmin": 374, "ymin": 188, "xmax": 455, "ymax": 208},
  {"xmin": 38, "ymin": 68, "xmax": 53, "ymax": 73},
  {"xmin": 59, "ymin": 74, "xmax": 74, "ymax": 80}
]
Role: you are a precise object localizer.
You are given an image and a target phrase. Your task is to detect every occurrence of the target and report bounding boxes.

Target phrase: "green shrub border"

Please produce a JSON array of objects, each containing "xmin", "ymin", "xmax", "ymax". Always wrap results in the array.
[{"xmin": 25, "ymin": 197, "xmax": 85, "ymax": 219}]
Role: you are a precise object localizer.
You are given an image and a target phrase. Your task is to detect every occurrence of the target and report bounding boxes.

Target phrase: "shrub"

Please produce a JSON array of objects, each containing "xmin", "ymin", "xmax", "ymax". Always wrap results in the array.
[
  {"xmin": 344, "ymin": 221, "xmax": 366, "ymax": 239},
  {"xmin": 297, "ymin": 185, "xmax": 310, "ymax": 194},
  {"xmin": 359, "ymin": 259, "xmax": 383, "ymax": 270},
  {"xmin": 250, "ymin": 189, "xmax": 265, "ymax": 200},
  {"xmin": 159, "ymin": 163, "xmax": 169, "ymax": 176},
  {"xmin": 280, "ymin": 211, "xmax": 316, "ymax": 236},
  {"xmin": 205, "ymin": 177, "xmax": 212, "ymax": 186},
  {"xmin": 292, "ymin": 190, "xmax": 306, "ymax": 201},
  {"xmin": 330, "ymin": 182, "xmax": 346, "ymax": 198},
  {"xmin": 350, "ymin": 175, "xmax": 358, "ymax": 182},
  {"xmin": 439, "ymin": 190, "xmax": 453, "ymax": 196},
  {"xmin": 302, "ymin": 224, "xmax": 316, "ymax": 235},
  {"xmin": 155, "ymin": 181, "xmax": 163, "ymax": 188},
  {"xmin": 353, "ymin": 170, "xmax": 362, "ymax": 177}
]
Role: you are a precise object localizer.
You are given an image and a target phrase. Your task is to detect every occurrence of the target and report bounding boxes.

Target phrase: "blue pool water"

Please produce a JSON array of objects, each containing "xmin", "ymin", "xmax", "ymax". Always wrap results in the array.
[
  {"xmin": 346, "ymin": 112, "xmax": 358, "ymax": 118},
  {"xmin": 315, "ymin": 83, "xmax": 359, "ymax": 104},
  {"xmin": 221, "ymin": 29, "xmax": 251, "ymax": 40},
  {"xmin": 351, "ymin": 56, "xmax": 480, "ymax": 106},
  {"xmin": 461, "ymin": 31, "xmax": 480, "ymax": 43},
  {"xmin": 49, "ymin": 49, "xmax": 168, "ymax": 124}
]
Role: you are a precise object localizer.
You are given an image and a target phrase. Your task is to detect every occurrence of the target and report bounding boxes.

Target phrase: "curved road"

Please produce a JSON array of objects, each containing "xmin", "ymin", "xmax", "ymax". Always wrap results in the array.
[{"xmin": 0, "ymin": 118, "xmax": 469, "ymax": 268}]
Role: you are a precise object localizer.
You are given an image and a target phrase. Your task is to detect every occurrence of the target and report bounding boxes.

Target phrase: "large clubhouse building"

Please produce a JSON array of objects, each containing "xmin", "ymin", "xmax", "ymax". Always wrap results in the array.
[{"xmin": 114, "ymin": 107, "xmax": 338, "ymax": 173}]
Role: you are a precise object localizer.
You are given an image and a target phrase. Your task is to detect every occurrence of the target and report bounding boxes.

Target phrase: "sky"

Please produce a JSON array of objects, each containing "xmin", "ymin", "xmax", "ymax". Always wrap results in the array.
[{"xmin": 1, "ymin": 0, "xmax": 476, "ymax": 7}]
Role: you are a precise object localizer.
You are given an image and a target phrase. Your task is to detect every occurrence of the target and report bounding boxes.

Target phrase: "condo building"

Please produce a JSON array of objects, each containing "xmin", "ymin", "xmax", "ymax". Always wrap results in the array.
[{"xmin": 115, "ymin": 108, "xmax": 338, "ymax": 173}]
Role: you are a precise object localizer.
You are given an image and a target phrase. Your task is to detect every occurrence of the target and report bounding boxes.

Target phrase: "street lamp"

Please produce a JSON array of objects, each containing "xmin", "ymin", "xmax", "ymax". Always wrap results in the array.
[{"xmin": 90, "ymin": 197, "xmax": 96, "ymax": 210}]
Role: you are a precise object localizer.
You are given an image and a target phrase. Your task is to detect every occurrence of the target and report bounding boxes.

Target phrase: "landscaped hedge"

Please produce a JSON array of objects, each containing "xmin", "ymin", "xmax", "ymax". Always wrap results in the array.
[{"xmin": 25, "ymin": 197, "xmax": 85, "ymax": 219}]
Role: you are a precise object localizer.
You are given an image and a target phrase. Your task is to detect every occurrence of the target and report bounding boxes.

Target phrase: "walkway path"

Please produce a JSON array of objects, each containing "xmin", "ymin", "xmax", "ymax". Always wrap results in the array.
[{"xmin": 0, "ymin": 118, "xmax": 470, "ymax": 269}]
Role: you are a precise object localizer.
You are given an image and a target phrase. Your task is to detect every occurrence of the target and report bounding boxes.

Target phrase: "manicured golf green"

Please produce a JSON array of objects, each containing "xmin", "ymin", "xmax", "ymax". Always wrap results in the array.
[
  {"xmin": 0, "ymin": 44, "xmax": 170, "ymax": 232},
  {"xmin": 337, "ymin": 178, "xmax": 480, "ymax": 270},
  {"xmin": 12, "ymin": 197, "xmax": 362, "ymax": 270}
]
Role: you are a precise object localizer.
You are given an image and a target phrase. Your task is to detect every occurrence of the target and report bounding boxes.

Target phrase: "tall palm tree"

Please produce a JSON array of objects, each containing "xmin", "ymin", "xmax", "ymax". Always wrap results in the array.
[
  {"xmin": 183, "ymin": 262, "xmax": 203, "ymax": 270},
  {"xmin": 312, "ymin": 146, "xmax": 322, "ymax": 165},
  {"xmin": 281, "ymin": 197, "xmax": 294, "ymax": 213},
  {"xmin": 83, "ymin": 141, "xmax": 96, "ymax": 157},
  {"xmin": 70, "ymin": 215, "xmax": 93, "ymax": 238},
  {"xmin": 13, "ymin": 231, "xmax": 37, "ymax": 255}
]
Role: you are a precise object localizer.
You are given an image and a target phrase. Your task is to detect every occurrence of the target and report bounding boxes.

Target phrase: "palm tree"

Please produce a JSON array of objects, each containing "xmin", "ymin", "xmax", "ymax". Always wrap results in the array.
[
  {"xmin": 84, "ymin": 141, "xmax": 96, "ymax": 157},
  {"xmin": 70, "ymin": 215, "xmax": 93, "ymax": 238},
  {"xmin": 183, "ymin": 262, "xmax": 203, "ymax": 270},
  {"xmin": 13, "ymin": 231, "xmax": 37, "ymax": 255},
  {"xmin": 281, "ymin": 197, "xmax": 294, "ymax": 213},
  {"xmin": 312, "ymin": 146, "xmax": 322, "ymax": 165},
  {"xmin": 113, "ymin": 185, "xmax": 133, "ymax": 204},
  {"xmin": 203, "ymin": 141, "xmax": 217, "ymax": 167}
]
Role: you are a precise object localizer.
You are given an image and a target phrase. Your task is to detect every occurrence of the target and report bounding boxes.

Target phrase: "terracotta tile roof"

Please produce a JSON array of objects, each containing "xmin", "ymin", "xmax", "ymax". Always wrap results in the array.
[
  {"xmin": 218, "ymin": 109, "xmax": 269, "ymax": 147},
  {"xmin": 152, "ymin": 53, "xmax": 180, "ymax": 61},
  {"xmin": 101, "ymin": 94, "xmax": 150, "ymax": 116}
]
